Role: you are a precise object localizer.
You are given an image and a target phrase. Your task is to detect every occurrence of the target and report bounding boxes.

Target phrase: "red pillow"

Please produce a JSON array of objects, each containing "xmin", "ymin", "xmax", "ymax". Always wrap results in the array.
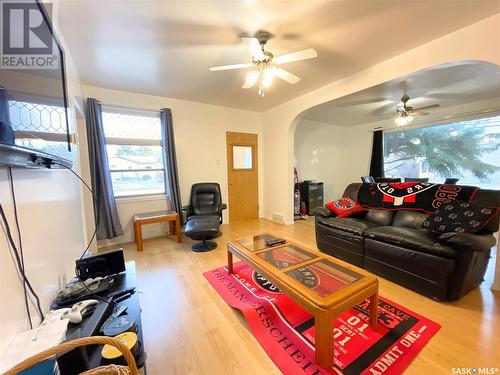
[{"xmin": 325, "ymin": 196, "xmax": 367, "ymax": 217}]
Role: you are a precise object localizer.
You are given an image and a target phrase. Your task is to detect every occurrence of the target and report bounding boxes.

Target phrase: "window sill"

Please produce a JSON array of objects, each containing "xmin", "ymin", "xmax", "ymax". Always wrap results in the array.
[{"xmin": 115, "ymin": 194, "xmax": 167, "ymax": 204}]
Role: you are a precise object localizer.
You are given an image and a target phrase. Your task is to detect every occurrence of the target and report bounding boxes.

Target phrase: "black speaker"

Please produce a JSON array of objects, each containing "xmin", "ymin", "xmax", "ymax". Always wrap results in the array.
[
  {"xmin": 299, "ymin": 181, "xmax": 324, "ymax": 215},
  {"xmin": 76, "ymin": 249, "xmax": 125, "ymax": 280}
]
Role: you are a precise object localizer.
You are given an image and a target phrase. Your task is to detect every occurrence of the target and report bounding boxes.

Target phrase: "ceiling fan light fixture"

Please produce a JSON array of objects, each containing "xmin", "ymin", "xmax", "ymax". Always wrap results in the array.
[
  {"xmin": 243, "ymin": 70, "xmax": 259, "ymax": 89},
  {"xmin": 263, "ymin": 68, "xmax": 275, "ymax": 88},
  {"xmin": 395, "ymin": 114, "xmax": 414, "ymax": 126},
  {"xmin": 208, "ymin": 31, "xmax": 318, "ymax": 97}
]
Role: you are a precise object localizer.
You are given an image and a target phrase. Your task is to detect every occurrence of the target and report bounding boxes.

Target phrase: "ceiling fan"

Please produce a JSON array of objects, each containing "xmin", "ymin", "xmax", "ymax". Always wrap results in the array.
[
  {"xmin": 394, "ymin": 94, "xmax": 440, "ymax": 126},
  {"xmin": 208, "ymin": 31, "xmax": 317, "ymax": 97}
]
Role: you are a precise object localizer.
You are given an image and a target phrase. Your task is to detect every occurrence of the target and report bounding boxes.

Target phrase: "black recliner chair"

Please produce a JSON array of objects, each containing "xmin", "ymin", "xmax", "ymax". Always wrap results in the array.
[{"xmin": 183, "ymin": 183, "xmax": 227, "ymax": 252}]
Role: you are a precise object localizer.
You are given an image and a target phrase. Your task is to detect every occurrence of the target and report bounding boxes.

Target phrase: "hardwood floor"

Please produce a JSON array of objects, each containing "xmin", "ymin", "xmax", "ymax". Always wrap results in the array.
[{"xmin": 101, "ymin": 218, "xmax": 499, "ymax": 375}]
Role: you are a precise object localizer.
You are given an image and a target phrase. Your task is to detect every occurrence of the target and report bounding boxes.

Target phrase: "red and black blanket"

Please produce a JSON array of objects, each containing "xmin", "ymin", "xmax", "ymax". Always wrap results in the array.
[{"xmin": 357, "ymin": 182, "xmax": 478, "ymax": 213}]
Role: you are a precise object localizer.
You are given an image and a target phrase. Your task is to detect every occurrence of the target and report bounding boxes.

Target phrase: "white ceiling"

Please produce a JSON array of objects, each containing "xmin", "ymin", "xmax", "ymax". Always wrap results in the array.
[
  {"xmin": 301, "ymin": 61, "xmax": 500, "ymax": 126},
  {"xmin": 58, "ymin": 1, "xmax": 500, "ymax": 111}
]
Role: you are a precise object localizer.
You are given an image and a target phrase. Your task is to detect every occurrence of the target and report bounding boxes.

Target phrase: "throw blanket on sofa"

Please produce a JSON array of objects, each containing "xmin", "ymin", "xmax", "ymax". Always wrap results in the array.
[{"xmin": 357, "ymin": 182, "xmax": 479, "ymax": 213}]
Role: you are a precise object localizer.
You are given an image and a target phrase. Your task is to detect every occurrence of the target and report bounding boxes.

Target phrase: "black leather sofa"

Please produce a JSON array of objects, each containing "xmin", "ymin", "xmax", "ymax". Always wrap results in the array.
[{"xmin": 315, "ymin": 183, "xmax": 499, "ymax": 300}]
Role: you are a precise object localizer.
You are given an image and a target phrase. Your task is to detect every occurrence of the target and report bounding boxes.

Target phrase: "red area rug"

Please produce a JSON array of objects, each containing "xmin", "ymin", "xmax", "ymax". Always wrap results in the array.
[{"xmin": 204, "ymin": 262, "xmax": 440, "ymax": 375}]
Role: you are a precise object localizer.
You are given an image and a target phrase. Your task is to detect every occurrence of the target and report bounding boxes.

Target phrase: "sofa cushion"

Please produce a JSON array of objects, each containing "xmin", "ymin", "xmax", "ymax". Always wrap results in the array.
[
  {"xmin": 364, "ymin": 226, "xmax": 457, "ymax": 258},
  {"xmin": 392, "ymin": 210, "xmax": 429, "ymax": 229},
  {"xmin": 318, "ymin": 217, "xmax": 377, "ymax": 236},
  {"xmin": 325, "ymin": 196, "xmax": 367, "ymax": 217},
  {"xmin": 364, "ymin": 209, "xmax": 394, "ymax": 226}
]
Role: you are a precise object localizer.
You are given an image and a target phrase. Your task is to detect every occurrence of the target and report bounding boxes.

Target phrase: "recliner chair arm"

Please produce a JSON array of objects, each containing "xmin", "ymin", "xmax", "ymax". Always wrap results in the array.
[
  {"xmin": 182, "ymin": 205, "xmax": 192, "ymax": 220},
  {"xmin": 217, "ymin": 203, "xmax": 227, "ymax": 224}
]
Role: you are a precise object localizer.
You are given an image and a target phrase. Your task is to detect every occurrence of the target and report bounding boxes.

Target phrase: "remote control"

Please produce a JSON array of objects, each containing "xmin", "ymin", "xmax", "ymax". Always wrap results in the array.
[{"xmin": 265, "ymin": 238, "xmax": 286, "ymax": 247}]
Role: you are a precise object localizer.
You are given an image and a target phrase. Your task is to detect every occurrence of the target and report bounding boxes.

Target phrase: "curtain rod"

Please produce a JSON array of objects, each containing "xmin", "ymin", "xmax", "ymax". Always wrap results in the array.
[{"xmin": 369, "ymin": 108, "xmax": 500, "ymax": 132}]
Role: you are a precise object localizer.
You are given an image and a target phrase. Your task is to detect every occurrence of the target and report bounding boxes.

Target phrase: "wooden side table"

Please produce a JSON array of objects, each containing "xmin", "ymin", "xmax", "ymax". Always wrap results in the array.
[{"xmin": 133, "ymin": 210, "xmax": 181, "ymax": 251}]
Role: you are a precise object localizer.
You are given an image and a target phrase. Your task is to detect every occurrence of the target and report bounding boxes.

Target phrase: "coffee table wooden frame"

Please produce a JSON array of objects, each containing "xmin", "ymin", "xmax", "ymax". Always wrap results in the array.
[{"xmin": 227, "ymin": 234, "xmax": 378, "ymax": 369}]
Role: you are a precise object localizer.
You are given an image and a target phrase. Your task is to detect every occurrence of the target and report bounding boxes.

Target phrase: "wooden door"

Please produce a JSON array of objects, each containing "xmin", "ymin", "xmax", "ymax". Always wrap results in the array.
[{"xmin": 226, "ymin": 132, "xmax": 259, "ymax": 221}]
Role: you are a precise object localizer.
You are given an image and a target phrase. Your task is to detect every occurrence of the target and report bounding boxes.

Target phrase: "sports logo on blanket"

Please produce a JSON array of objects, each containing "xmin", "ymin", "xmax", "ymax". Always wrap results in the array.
[
  {"xmin": 357, "ymin": 182, "xmax": 478, "ymax": 213},
  {"xmin": 377, "ymin": 182, "xmax": 434, "ymax": 206}
]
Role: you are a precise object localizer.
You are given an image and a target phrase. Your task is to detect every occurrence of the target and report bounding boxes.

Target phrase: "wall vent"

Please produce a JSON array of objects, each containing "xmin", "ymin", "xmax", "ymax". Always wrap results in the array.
[{"xmin": 272, "ymin": 213, "xmax": 285, "ymax": 224}]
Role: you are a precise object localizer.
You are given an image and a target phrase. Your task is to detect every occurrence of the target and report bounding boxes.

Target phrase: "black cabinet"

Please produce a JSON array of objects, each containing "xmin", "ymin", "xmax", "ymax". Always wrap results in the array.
[
  {"xmin": 57, "ymin": 261, "xmax": 146, "ymax": 374},
  {"xmin": 299, "ymin": 181, "xmax": 324, "ymax": 215}
]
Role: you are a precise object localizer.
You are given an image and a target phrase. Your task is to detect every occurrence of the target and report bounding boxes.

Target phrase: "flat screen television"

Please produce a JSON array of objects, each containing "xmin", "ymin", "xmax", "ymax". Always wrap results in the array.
[{"xmin": 0, "ymin": 0, "xmax": 72, "ymax": 168}]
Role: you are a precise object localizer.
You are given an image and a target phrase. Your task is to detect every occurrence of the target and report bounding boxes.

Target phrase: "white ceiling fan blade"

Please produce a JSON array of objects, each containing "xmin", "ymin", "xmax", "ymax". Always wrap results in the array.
[
  {"xmin": 411, "ymin": 110, "xmax": 430, "ymax": 116},
  {"xmin": 242, "ymin": 71, "xmax": 259, "ymax": 89},
  {"xmin": 273, "ymin": 48, "xmax": 317, "ymax": 65},
  {"xmin": 273, "ymin": 68, "xmax": 301, "ymax": 84},
  {"xmin": 209, "ymin": 63, "xmax": 253, "ymax": 72},
  {"xmin": 413, "ymin": 104, "xmax": 440, "ymax": 111},
  {"xmin": 241, "ymin": 37, "xmax": 265, "ymax": 60}
]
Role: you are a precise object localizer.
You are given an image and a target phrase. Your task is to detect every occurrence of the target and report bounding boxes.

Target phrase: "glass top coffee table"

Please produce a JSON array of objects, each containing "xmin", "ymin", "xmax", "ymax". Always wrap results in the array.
[{"xmin": 227, "ymin": 233, "xmax": 379, "ymax": 369}]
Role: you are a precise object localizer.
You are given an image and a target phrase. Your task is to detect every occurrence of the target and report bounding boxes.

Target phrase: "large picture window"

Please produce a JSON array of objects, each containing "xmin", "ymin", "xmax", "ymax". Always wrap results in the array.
[
  {"xmin": 101, "ymin": 107, "xmax": 165, "ymax": 197},
  {"xmin": 383, "ymin": 115, "xmax": 500, "ymax": 189}
]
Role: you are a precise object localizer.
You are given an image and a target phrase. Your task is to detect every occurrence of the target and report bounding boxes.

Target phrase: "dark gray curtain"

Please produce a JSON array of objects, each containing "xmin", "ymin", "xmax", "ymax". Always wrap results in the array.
[
  {"xmin": 0, "ymin": 88, "xmax": 14, "ymax": 144},
  {"xmin": 160, "ymin": 108, "xmax": 183, "ymax": 225},
  {"xmin": 85, "ymin": 98, "xmax": 123, "ymax": 239},
  {"xmin": 369, "ymin": 130, "xmax": 384, "ymax": 177}
]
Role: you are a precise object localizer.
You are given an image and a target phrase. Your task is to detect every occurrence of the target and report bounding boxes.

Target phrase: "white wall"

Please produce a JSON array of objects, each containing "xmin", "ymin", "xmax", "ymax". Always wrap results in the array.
[
  {"xmin": 294, "ymin": 121, "xmax": 373, "ymax": 202},
  {"xmin": 294, "ymin": 120, "xmax": 346, "ymax": 202},
  {"xmin": 79, "ymin": 85, "xmax": 263, "ymax": 246},
  {"xmin": 0, "ymin": 0, "xmax": 86, "ymax": 355},
  {"xmin": 493, "ymin": 234, "xmax": 500, "ymax": 291}
]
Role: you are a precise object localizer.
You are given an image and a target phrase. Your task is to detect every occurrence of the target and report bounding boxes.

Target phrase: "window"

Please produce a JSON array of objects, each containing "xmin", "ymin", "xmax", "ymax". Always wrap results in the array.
[
  {"xmin": 9, "ymin": 99, "xmax": 72, "ymax": 160},
  {"xmin": 383, "ymin": 115, "xmax": 500, "ymax": 189},
  {"xmin": 232, "ymin": 145, "xmax": 253, "ymax": 169},
  {"xmin": 101, "ymin": 107, "xmax": 165, "ymax": 197}
]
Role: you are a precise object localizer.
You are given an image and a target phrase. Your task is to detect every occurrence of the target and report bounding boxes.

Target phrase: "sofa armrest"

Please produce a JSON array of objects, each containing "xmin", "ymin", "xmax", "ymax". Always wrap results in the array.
[
  {"xmin": 313, "ymin": 206, "xmax": 334, "ymax": 218},
  {"xmin": 438, "ymin": 232, "xmax": 496, "ymax": 252}
]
